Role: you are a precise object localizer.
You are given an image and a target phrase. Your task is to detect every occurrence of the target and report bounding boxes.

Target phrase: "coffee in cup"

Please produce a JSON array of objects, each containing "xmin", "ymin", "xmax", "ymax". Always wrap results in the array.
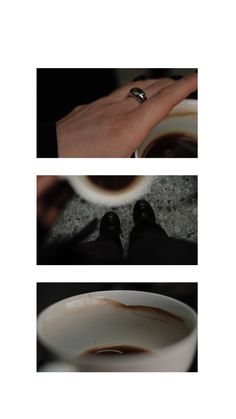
[
  {"xmin": 80, "ymin": 344, "xmax": 149, "ymax": 358},
  {"xmin": 86, "ymin": 175, "xmax": 138, "ymax": 191},
  {"xmin": 143, "ymin": 133, "xmax": 197, "ymax": 158},
  {"xmin": 135, "ymin": 99, "xmax": 197, "ymax": 158}
]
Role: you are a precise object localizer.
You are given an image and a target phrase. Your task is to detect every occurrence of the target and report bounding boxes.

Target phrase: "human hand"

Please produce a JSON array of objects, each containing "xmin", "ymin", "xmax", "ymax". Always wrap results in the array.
[
  {"xmin": 56, "ymin": 74, "xmax": 197, "ymax": 157},
  {"xmin": 37, "ymin": 176, "xmax": 73, "ymax": 230}
]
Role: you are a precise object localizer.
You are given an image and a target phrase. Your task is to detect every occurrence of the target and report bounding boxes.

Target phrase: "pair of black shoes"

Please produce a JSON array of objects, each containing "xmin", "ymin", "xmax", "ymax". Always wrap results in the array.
[{"xmin": 100, "ymin": 199, "xmax": 156, "ymax": 239}]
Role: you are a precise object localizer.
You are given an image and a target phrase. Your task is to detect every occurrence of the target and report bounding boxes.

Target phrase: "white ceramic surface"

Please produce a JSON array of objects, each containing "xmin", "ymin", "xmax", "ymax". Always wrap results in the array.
[
  {"xmin": 66, "ymin": 176, "xmax": 153, "ymax": 206},
  {"xmin": 135, "ymin": 99, "xmax": 197, "ymax": 157},
  {"xmin": 38, "ymin": 290, "xmax": 197, "ymax": 372},
  {"xmin": 39, "ymin": 361, "xmax": 77, "ymax": 372}
]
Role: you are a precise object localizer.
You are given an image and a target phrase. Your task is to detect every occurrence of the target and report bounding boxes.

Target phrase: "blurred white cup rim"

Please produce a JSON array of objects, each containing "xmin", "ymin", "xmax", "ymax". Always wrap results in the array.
[{"xmin": 66, "ymin": 176, "xmax": 153, "ymax": 206}]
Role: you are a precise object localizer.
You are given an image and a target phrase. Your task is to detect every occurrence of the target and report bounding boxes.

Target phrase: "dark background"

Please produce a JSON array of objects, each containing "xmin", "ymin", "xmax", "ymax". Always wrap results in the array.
[{"xmin": 37, "ymin": 282, "xmax": 198, "ymax": 372}]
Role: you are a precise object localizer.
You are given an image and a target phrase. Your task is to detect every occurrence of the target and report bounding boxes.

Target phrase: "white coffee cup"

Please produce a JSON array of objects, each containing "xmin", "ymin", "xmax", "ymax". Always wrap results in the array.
[
  {"xmin": 135, "ymin": 99, "xmax": 197, "ymax": 157},
  {"xmin": 66, "ymin": 176, "xmax": 153, "ymax": 206},
  {"xmin": 37, "ymin": 290, "xmax": 197, "ymax": 372}
]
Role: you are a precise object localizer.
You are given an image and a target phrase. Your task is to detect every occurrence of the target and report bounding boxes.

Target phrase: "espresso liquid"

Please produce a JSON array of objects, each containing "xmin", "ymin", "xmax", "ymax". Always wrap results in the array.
[
  {"xmin": 80, "ymin": 344, "xmax": 150, "ymax": 358},
  {"xmin": 143, "ymin": 133, "xmax": 197, "ymax": 158},
  {"xmin": 87, "ymin": 176, "xmax": 137, "ymax": 191}
]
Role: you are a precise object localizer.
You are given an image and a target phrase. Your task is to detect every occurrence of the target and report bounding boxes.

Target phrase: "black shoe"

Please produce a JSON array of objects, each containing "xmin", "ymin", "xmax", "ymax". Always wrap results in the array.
[
  {"xmin": 99, "ymin": 212, "xmax": 121, "ymax": 239},
  {"xmin": 133, "ymin": 200, "xmax": 156, "ymax": 225}
]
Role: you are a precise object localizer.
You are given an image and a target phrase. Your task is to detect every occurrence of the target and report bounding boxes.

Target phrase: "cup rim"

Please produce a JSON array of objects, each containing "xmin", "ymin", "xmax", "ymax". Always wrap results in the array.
[
  {"xmin": 66, "ymin": 176, "xmax": 153, "ymax": 206},
  {"xmin": 37, "ymin": 290, "xmax": 197, "ymax": 363}
]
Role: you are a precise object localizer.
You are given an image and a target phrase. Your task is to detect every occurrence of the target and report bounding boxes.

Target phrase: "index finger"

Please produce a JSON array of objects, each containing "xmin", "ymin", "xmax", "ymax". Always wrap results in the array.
[{"xmin": 130, "ymin": 73, "xmax": 197, "ymax": 131}]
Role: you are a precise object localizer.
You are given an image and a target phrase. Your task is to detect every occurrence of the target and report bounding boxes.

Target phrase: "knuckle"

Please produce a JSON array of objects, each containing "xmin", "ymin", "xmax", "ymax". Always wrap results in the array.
[
  {"xmin": 157, "ymin": 86, "xmax": 172, "ymax": 101},
  {"xmin": 159, "ymin": 77, "xmax": 174, "ymax": 84}
]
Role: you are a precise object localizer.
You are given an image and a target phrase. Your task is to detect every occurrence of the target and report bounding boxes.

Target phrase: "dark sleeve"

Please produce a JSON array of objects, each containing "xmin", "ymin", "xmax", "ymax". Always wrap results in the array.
[{"xmin": 37, "ymin": 123, "xmax": 58, "ymax": 157}]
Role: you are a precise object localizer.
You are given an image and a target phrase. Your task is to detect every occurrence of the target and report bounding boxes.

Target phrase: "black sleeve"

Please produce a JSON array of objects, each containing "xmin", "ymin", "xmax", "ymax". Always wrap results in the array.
[{"xmin": 37, "ymin": 123, "xmax": 58, "ymax": 157}]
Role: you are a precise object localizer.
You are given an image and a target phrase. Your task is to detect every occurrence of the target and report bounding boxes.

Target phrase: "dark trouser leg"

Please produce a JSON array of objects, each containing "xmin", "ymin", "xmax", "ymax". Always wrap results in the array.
[
  {"xmin": 38, "ymin": 235, "xmax": 123, "ymax": 265},
  {"xmin": 74, "ymin": 234, "xmax": 124, "ymax": 265},
  {"xmin": 128, "ymin": 222, "xmax": 197, "ymax": 265},
  {"xmin": 73, "ymin": 212, "xmax": 124, "ymax": 264}
]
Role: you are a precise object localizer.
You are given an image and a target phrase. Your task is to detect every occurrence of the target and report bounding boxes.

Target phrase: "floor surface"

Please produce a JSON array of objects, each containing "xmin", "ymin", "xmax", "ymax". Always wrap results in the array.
[{"xmin": 47, "ymin": 176, "xmax": 197, "ymax": 254}]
